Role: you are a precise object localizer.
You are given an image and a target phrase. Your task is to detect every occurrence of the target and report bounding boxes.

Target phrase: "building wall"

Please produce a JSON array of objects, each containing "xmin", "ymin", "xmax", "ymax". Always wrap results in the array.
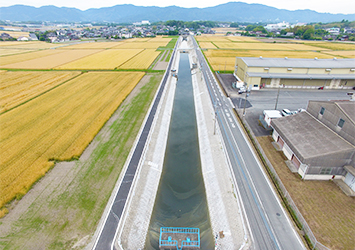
[
  {"xmin": 272, "ymin": 126, "xmax": 352, "ymax": 178},
  {"xmin": 282, "ymin": 141, "xmax": 293, "ymax": 160},
  {"xmin": 344, "ymin": 172, "xmax": 355, "ymax": 192},
  {"xmin": 235, "ymin": 57, "xmax": 355, "ymax": 90},
  {"xmin": 247, "ymin": 66, "xmax": 355, "ymax": 75},
  {"xmin": 307, "ymin": 101, "xmax": 355, "ymax": 145},
  {"xmin": 235, "ymin": 58, "xmax": 247, "ymax": 81}
]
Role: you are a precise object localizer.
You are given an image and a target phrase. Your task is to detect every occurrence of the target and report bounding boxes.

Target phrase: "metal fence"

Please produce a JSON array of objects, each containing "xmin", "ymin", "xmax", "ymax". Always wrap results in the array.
[{"xmin": 239, "ymin": 114, "xmax": 330, "ymax": 250}]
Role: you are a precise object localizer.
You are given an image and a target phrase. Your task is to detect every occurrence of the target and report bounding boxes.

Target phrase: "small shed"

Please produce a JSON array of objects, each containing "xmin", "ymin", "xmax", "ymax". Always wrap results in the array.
[{"xmin": 260, "ymin": 110, "xmax": 282, "ymax": 129}]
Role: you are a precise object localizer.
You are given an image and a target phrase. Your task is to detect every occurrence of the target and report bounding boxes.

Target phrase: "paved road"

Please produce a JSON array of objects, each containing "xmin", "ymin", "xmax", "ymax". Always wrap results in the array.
[
  {"xmin": 92, "ymin": 39, "xmax": 179, "ymax": 250},
  {"xmin": 218, "ymin": 74, "xmax": 352, "ymax": 137},
  {"xmin": 192, "ymin": 36, "xmax": 305, "ymax": 250}
]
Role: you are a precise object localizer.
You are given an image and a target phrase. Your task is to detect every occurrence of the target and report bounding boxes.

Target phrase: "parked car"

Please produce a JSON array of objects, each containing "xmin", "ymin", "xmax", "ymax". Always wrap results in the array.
[
  {"xmin": 281, "ymin": 109, "xmax": 294, "ymax": 116},
  {"xmin": 238, "ymin": 86, "xmax": 246, "ymax": 94},
  {"xmin": 238, "ymin": 86, "xmax": 250, "ymax": 94}
]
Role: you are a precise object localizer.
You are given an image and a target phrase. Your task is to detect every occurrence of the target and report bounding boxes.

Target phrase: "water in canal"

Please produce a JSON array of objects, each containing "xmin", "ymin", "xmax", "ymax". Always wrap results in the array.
[{"xmin": 145, "ymin": 52, "xmax": 214, "ymax": 249}]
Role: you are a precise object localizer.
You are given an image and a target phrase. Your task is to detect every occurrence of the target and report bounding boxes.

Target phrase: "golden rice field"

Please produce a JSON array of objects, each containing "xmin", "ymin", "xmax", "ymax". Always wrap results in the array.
[
  {"xmin": 56, "ymin": 49, "xmax": 142, "ymax": 69},
  {"xmin": 198, "ymin": 42, "xmax": 217, "ymax": 49},
  {"xmin": 113, "ymin": 42, "xmax": 168, "ymax": 49},
  {"xmin": 63, "ymin": 41, "xmax": 122, "ymax": 49},
  {"xmin": 305, "ymin": 42, "xmax": 355, "ymax": 51},
  {"xmin": 0, "ymin": 48, "xmax": 36, "ymax": 56},
  {"xmin": 2, "ymin": 31, "xmax": 30, "ymax": 38},
  {"xmin": 211, "ymin": 27, "xmax": 239, "ymax": 34},
  {"xmin": 207, "ymin": 57, "xmax": 236, "ymax": 72},
  {"xmin": 196, "ymin": 36, "xmax": 233, "ymax": 42},
  {"xmin": 213, "ymin": 42, "xmax": 329, "ymax": 50},
  {"xmin": 205, "ymin": 49, "xmax": 335, "ymax": 58},
  {"xmin": 0, "ymin": 49, "xmax": 60, "ymax": 66},
  {"xmin": 1, "ymin": 49, "xmax": 102, "ymax": 69},
  {"xmin": 199, "ymin": 35, "xmax": 355, "ymax": 71},
  {"xmin": 0, "ymin": 71, "xmax": 81, "ymax": 113},
  {"xmin": 0, "ymin": 41, "xmax": 59, "ymax": 49},
  {"xmin": 205, "ymin": 50, "xmax": 335, "ymax": 71},
  {"xmin": 226, "ymin": 36, "xmax": 261, "ymax": 42},
  {"xmin": 123, "ymin": 36, "xmax": 171, "ymax": 43},
  {"xmin": 119, "ymin": 49, "xmax": 161, "ymax": 69},
  {"xmin": 0, "ymin": 41, "xmax": 38, "ymax": 47},
  {"xmin": 322, "ymin": 50, "xmax": 355, "ymax": 58},
  {"xmin": 0, "ymin": 71, "xmax": 145, "ymax": 209},
  {"xmin": 196, "ymin": 35, "xmax": 259, "ymax": 43}
]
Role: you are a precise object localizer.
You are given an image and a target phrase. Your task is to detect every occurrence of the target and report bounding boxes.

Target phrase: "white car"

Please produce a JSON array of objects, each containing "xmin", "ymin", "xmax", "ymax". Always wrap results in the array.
[{"xmin": 281, "ymin": 109, "xmax": 293, "ymax": 116}]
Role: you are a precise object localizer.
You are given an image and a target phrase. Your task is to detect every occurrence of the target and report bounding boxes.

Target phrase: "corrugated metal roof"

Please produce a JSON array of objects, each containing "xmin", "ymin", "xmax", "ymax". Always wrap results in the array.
[
  {"xmin": 239, "ymin": 57, "xmax": 355, "ymax": 68},
  {"xmin": 247, "ymin": 72, "xmax": 355, "ymax": 79}
]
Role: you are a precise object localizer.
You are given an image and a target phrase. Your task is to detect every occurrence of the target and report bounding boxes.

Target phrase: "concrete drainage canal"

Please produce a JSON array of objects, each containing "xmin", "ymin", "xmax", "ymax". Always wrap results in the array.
[{"xmin": 145, "ymin": 52, "xmax": 214, "ymax": 250}]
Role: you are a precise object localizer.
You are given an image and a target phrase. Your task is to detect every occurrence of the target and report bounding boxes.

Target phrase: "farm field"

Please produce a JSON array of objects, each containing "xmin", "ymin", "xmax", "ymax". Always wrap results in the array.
[
  {"xmin": 55, "ymin": 49, "xmax": 143, "ymax": 69},
  {"xmin": 0, "ymin": 73, "xmax": 163, "ymax": 249},
  {"xmin": 1, "ymin": 49, "xmax": 102, "ymax": 69},
  {"xmin": 0, "ymin": 41, "xmax": 39, "ymax": 47},
  {"xmin": 305, "ymin": 42, "xmax": 355, "ymax": 50},
  {"xmin": 0, "ymin": 36, "xmax": 175, "ymax": 220},
  {"xmin": 0, "ymin": 49, "xmax": 60, "ymax": 66},
  {"xmin": 0, "ymin": 41, "xmax": 59, "ymax": 49},
  {"xmin": 119, "ymin": 49, "xmax": 161, "ymax": 69},
  {"xmin": 199, "ymin": 42, "xmax": 217, "ymax": 49},
  {"xmin": 0, "ymin": 71, "xmax": 145, "ymax": 210},
  {"xmin": 213, "ymin": 42, "xmax": 328, "ymax": 50},
  {"xmin": 0, "ymin": 48, "xmax": 36, "ymax": 56},
  {"xmin": 113, "ymin": 41, "xmax": 168, "ymax": 49},
  {"xmin": 0, "ymin": 71, "xmax": 81, "ymax": 113},
  {"xmin": 197, "ymin": 35, "xmax": 355, "ymax": 71},
  {"xmin": 1, "ymin": 31, "xmax": 30, "ymax": 38},
  {"xmin": 0, "ymin": 37, "xmax": 172, "ymax": 70},
  {"xmin": 323, "ymin": 50, "xmax": 355, "ymax": 57},
  {"xmin": 62, "ymin": 41, "xmax": 123, "ymax": 49}
]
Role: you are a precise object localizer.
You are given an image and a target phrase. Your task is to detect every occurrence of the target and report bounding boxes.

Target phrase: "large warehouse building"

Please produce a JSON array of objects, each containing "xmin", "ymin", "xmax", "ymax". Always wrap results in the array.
[{"xmin": 234, "ymin": 57, "xmax": 355, "ymax": 90}]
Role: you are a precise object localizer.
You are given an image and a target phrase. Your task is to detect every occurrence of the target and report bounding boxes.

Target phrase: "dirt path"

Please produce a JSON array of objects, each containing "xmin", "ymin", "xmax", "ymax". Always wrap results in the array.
[{"xmin": 153, "ymin": 50, "xmax": 169, "ymax": 70}]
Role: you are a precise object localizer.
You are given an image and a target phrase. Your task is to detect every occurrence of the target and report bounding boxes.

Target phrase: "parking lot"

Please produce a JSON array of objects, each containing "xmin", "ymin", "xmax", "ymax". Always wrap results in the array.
[{"xmin": 218, "ymin": 73, "xmax": 353, "ymax": 136}]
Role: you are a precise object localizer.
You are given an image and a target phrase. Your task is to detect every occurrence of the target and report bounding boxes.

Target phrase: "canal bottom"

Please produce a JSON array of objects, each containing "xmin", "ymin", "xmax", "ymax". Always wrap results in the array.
[{"xmin": 145, "ymin": 53, "xmax": 214, "ymax": 249}]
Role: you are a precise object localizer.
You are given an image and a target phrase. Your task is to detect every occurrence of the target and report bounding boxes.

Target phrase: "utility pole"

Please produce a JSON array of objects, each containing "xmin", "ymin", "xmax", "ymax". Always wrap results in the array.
[
  {"xmin": 243, "ymin": 90, "xmax": 249, "ymax": 117},
  {"xmin": 214, "ymin": 105, "xmax": 217, "ymax": 135},
  {"xmin": 274, "ymin": 84, "xmax": 281, "ymax": 110}
]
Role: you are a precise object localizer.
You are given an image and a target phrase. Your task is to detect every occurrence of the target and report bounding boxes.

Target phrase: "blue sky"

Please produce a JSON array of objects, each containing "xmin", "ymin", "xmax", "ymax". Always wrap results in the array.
[{"xmin": 0, "ymin": 0, "xmax": 354, "ymax": 14}]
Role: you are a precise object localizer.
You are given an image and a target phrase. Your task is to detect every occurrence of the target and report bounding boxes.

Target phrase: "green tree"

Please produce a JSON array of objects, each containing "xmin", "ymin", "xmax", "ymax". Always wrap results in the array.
[
  {"xmin": 280, "ymin": 29, "xmax": 287, "ymax": 35},
  {"xmin": 302, "ymin": 28, "xmax": 314, "ymax": 39}
]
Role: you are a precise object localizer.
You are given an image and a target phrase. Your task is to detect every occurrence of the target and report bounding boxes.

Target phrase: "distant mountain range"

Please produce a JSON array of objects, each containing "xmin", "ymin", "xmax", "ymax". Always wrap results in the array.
[{"xmin": 1, "ymin": 2, "xmax": 354, "ymax": 23}]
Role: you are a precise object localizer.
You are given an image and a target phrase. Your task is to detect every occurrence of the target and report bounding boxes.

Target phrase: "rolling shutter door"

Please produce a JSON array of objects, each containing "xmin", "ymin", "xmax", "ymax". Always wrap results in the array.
[
  {"xmin": 291, "ymin": 154, "xmax": 301, "ymax": 169},
  {"xmin": 277, "ymin": 136, "xmax": 284, "ymax": 148}
]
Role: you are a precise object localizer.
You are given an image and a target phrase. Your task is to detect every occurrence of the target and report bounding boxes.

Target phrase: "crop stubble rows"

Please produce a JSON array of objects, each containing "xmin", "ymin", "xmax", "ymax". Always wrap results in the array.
[
  {"xmin": 196, "ymin": 36, "xmax": 355, "ymax": 71},
  {"xmin": 0, "ymin": 71, "xmax": 145, "ymax": 209}
]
